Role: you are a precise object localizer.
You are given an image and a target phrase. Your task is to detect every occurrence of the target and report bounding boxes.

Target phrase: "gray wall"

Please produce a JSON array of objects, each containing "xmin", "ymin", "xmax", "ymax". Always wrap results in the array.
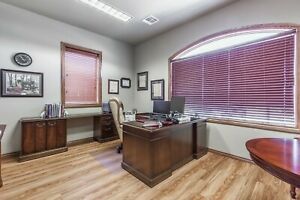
[
  {"xmin": 133, "ymin": 0, "xmax": 300, "ymax": 159},
  {"xmin": 0, "ymin": 2, "xmax": 134, "ymax": 154}
]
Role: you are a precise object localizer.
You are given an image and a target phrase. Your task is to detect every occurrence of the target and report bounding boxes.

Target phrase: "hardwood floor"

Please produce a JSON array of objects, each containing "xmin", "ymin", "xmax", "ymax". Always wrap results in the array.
[{"xmin": 0, "ymin": 140, "xmax": 296, "ymax": 200}]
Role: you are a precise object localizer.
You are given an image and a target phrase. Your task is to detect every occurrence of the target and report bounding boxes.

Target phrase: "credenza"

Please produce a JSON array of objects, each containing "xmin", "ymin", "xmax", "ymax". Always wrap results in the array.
[
  {"xmin": 0, "ymin": 124, "xmax": 6, "ymax": 187},
  {"xmin": 20, "ymin": 112, "xmax": 118, "ymax": 162}
]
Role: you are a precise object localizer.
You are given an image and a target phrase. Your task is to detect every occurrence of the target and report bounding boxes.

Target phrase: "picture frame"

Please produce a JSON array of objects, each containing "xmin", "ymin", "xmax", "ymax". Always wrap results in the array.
[
  {"xmin": 120, "ymin": 77, "xmax": 131, "ymax": 88},
  {"xmin": 1, "ymin": 69, "xmax": 43, "ymax": 97},
  {"xmin": 137, "ymin": 71, "xmax": 148, "ymax": 91},
  {"xmin": 108, "ymin": 79, "xmax": 119, "ymax": 94},
  {"xmin": 151, "ymin": 79, "xmax": 164, "ymax": 100}
]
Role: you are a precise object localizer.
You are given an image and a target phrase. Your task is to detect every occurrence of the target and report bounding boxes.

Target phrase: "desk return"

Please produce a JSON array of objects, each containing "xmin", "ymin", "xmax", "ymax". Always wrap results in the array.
[{"xmin": 122, "ymin": 119, "xmax": 207, "ymax": 187}]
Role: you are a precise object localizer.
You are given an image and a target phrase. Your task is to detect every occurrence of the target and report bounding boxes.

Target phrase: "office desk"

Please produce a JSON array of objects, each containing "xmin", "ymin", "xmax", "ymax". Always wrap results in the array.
[
  {"xmin": 122, "ymin": 119, "xmax": 207, "ymax": 187},
  {"xmin": 0, "ymin": 124, "xmax": 6, "ymax": 187},
  {"xmin": 246, "ymin": 138, "xmax": 300, "ymax": 199}
]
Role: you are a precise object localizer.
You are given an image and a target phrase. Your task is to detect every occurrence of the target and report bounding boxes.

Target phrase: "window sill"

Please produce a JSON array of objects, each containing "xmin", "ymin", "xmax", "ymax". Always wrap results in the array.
[
  {"xmin": 64, "ymin": 103, "xmax": 101, "ymax": 108},
  {"xmin": 207, "ymin": 118, "xmax": 300, "ymax": 134}
]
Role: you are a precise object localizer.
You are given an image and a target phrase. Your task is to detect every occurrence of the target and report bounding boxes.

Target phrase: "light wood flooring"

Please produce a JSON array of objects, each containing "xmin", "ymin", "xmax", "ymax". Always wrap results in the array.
[{"xmin": 0, "ymin": 140, "xmax": 297, "ymax": 200}]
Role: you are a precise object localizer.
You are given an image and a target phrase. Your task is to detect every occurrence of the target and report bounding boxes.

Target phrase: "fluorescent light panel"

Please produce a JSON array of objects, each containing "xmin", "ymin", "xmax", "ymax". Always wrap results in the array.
[{"xmin": 79, "ymin": 0, "xmax": 132, "ymax": 22}]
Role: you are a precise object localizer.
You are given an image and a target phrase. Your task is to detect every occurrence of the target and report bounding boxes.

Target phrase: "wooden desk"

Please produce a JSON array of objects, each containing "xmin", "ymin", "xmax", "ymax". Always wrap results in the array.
[
  {"xmin": 0, "ymin": 124, "xmax": 6, "ymax": 187},
  {"xmin": 19, "ymin": 112, "xmax": 117, "ymax": 162},
  {"xmin": 246, "ymin": 138, "xmax": 300, "ymax": 199},
  {"xmin": 122, "ymin": 119, "xmax": 207, "ymax": 187}
]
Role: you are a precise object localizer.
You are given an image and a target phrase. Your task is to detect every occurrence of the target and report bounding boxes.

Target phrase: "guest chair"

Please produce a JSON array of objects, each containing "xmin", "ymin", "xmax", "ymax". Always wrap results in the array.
[{"xmin": 109, "ymin": 97, "xmax": 124, "ymax": 153}]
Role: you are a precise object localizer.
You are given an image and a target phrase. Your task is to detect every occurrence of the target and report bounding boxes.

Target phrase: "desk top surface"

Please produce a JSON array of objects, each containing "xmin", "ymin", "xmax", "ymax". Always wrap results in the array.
[
  {"xmin": 0, "ymin": 125, "xmax": 6, "ymax": 141},
  {"xmin": 20, "ymin": 112, "xmax": 111, "ymax": 123},
  {"xmin": 246, "ymin": 138, "xmax": 300, "ymax": 177},
  {"xmin": 123, "ymin": 118, "xmax": 206, "ymax": 132}
]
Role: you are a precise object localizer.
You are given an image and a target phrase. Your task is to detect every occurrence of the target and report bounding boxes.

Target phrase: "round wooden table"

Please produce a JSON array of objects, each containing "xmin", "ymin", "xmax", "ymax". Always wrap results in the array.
[{"xmin": 246, "ymin": 138, "xmax": 300, "ymax": 199}]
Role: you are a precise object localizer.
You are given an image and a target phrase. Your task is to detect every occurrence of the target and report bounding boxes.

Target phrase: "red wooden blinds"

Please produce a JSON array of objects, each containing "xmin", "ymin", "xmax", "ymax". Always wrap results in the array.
[
  {"xmin": 64, "ymin": 47, "xmax": 100, "ymax": 106},
  {"xmin": 171, "ymin": 31, "xmax": 295, "ymax": 127}
]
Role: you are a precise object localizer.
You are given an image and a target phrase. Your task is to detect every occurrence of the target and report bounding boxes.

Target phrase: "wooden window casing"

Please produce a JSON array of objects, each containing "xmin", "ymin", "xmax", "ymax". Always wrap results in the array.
[
  {"xmin": 169, "ymin": 24, "xmax": 300, "ymax": 134},
  {"xmin": 61, "ymin": 42, "xmax": 102, "ymax": 108}
]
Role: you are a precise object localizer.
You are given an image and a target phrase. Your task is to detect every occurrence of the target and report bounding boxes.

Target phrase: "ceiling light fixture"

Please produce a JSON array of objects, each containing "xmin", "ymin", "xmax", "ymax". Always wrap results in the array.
[{"xmin": 79, "ymin": 0, "xmax": 133, "ymax": 22}]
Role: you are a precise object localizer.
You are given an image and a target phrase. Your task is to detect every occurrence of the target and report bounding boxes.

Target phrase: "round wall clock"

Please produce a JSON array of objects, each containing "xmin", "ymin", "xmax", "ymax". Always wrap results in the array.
[{"xmin": 14, "ymin": 53, "xmax": 32, "ymax": 67}]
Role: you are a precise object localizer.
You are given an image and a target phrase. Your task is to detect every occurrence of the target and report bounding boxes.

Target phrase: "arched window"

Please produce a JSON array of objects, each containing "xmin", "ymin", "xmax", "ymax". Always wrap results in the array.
[{"xmin": 170, "ymin": 25, "xmax": 297, "ymax": 128}]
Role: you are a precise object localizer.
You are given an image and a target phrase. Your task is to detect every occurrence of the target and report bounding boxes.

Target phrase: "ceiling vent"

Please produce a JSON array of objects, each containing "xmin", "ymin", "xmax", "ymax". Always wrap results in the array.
[{"xmin": 143, "ymin": 15, "xmax": 159, "ymax": 25}]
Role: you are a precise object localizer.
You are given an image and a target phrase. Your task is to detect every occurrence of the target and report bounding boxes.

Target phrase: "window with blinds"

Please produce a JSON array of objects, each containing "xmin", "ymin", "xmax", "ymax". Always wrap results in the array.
[
  {"xmin": 61, "ymin": 43, "xmax": 102, "ymax": 107},
  {"xmin": 171, "ymin": 30, "xmax": 296, "ymax": 127}
]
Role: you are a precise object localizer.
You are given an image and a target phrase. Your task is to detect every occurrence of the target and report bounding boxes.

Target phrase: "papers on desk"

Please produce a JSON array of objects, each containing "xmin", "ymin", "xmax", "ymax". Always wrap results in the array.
[
  {"xmin": 142, "ymin": 121, "xmax": 161, "ymax": 128},
  {"xmin": 124, "ymin": 112, "xmax": 136, "ymax": 122}
]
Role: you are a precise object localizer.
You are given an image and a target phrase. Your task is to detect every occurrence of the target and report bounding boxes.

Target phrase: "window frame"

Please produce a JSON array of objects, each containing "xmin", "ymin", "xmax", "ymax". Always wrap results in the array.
[
  {"xmin": 168, "ymin": 23, "xmax": 300, "ymax": 134},
  {"xmin": 61, "ymin": 42, "xmax": 102, "ymax": 108}
]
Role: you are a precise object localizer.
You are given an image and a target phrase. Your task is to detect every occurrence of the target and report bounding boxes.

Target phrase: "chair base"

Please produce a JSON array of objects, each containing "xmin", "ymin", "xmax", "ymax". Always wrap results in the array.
[{"xmin": 117, "ymin": 143, "xmax": 123, "ymax": 154}]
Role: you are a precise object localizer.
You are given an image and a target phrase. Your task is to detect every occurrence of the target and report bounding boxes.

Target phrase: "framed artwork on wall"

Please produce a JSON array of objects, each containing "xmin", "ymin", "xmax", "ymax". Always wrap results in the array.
[
  {"xmin": 151, "ymin": 79, "xmax": 164, "ymax": 100},
  {"xmin": 120, "ymin": 78, "xmax": 131, "ymax": 88},
  {"xmin": 108, "ymin": 79, "xmax": 119, "ymax": 94},
  {"xmin": 137, "ymin": 71, "xmax": 148, "ymax": 91},
  {"xmin": 1, "ymin": 69, "xmax": 43, "ymax": 97}
]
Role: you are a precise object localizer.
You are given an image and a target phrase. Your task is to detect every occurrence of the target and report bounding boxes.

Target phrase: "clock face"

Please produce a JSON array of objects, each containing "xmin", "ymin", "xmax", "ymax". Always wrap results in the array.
[{"xmin": 14, "ymin": 53, "xmax": 32, "ymax": 67}]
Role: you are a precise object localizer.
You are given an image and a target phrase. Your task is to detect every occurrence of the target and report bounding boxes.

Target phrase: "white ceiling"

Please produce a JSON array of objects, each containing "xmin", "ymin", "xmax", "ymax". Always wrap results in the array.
[{"xmin": 0, "ymin": 0, "xmax": 238, "ymax": 44}]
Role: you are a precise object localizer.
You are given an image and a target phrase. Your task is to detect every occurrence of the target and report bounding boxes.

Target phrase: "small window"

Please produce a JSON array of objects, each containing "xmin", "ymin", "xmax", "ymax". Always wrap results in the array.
[{"xmin": 61, "ymin": 43, "xmax": 102, "ymax": 108}]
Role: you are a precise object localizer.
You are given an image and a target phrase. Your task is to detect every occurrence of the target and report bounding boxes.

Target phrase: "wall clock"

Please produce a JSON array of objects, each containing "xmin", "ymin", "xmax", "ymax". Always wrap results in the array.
[{"xmin": 14, "ymin": 53, "xmax": 32, "ymax": 67}]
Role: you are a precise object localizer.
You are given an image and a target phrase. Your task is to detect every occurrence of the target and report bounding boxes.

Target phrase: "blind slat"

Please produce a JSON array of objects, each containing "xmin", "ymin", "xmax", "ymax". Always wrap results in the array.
[{"xmin": 171, "ymin": 32, "xmax": 295, "ymax": 127}]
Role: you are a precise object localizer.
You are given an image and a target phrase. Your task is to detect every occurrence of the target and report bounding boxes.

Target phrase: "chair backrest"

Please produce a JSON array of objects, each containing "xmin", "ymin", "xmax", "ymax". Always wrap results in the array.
[{"xmin": 109, "ymin": 97, "xmax": 124, "ymax": 141}]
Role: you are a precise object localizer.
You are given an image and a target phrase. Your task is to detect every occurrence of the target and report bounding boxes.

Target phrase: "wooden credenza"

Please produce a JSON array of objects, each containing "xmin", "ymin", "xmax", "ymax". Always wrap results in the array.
[
  {"xmin": 0, "ymin": 124, "xmax": 6, "ymax": 187},
  {"xmin": 20, "ymin": 113, "xmax": 117, "ymax": 162},
  {"xmin": 20, "ymin": 119, "xmax": 67, "ymax": 162},
  {"xmin": 94, "ymin": 113, "xmax": 118, "ymax": 143}
]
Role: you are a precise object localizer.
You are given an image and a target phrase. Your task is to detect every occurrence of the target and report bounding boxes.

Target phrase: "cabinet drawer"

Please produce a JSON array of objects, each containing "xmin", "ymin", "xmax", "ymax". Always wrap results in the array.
[
  {"xmin": 56, "ymin": 120, "xmax": 67, "ymax": 148},
  {"xmin": 34, "ymin": 122, "xmax": 46, "ymax": 152},
  {"xmin": 46, "ymin": 120, "xmax": 57, "ymax": 150},
  {"xmin": 101, "ymin": 115, "xmax": 112, "ymax": 121},
  {"xmin": 22, "ymin": 122, "xmax": 35, "ymax": 155},
  {"xmin": 102, "ymin": 125, "xmax": 113, "ymax": 133}
]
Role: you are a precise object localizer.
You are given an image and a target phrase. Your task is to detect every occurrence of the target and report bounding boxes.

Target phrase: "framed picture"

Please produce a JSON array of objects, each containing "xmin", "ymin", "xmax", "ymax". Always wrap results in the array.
[
  {"xmin": 137, "ymin": 71, "xmax": 148, "ymax": 91},
  {"xmin": 1, "ymin": 69, "xmax": 43, "ymax": 97},
  {"xmin": 151, "ymin": 79, "xmax": 164, "ymax": 100},
  {"xmin": 120, "ymin": 78, "xmax": 131, "ymax": 88},
  {"xmin": 108, "ymin": 79, "xmax": 119, "ymax": 94}
]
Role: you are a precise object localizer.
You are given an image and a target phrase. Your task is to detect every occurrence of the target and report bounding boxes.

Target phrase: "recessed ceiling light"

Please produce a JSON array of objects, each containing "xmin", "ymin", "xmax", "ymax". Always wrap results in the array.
[
  {"xmin": 143, "ymin": 15, "xmax": 159, "ymax": 26},
  {"xmin": 79, "ymin": 0, "xmax": 133, "ymax": 22}
]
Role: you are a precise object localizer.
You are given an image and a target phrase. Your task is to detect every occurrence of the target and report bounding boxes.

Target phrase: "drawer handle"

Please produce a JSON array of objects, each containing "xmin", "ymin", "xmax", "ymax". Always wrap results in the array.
[
  {"xmin": 36, "ymin": 122, "xmax": 46, "ymax": 127},
  {"xmin": 104, "ymin": 127, "xmax": 112, "ymax": 131},
  {"xmin": 48, "ymin": 122, "xmax": 57, "ymax": 126}
]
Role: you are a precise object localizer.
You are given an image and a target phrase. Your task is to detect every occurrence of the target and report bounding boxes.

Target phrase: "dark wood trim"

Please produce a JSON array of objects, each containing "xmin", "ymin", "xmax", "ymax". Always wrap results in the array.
[
  {"xmin": 19, "ymin": 147, "xmax": 68, "ymax": 162},
  {"xmin": 61, "ymin": 42, "xmax": 102, "ymax": 108},
  {"xmin": 208, "ymin": 148, "xmax": 253, "ymax": 164},
  {"xmin": 94, "ymin": 135, "xmax": 119, "ymax": 143},
  {"xmin": 207, "ymin": 119, "xmax": 300, "ymax": 134},
  {"xmin": 121, "ymin": 162, "xmax": 172, "ymax": 188},
  {"xmin": 2, "ymin": 152, "xmax": 18, "ymax": 160},
  {"xmin": 0, "ymin": 125, "xmax": 5, "ymax": 187},
  {"xmin": 67, "ymin": 137, "xmax": 95, "ymax": 147}
]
